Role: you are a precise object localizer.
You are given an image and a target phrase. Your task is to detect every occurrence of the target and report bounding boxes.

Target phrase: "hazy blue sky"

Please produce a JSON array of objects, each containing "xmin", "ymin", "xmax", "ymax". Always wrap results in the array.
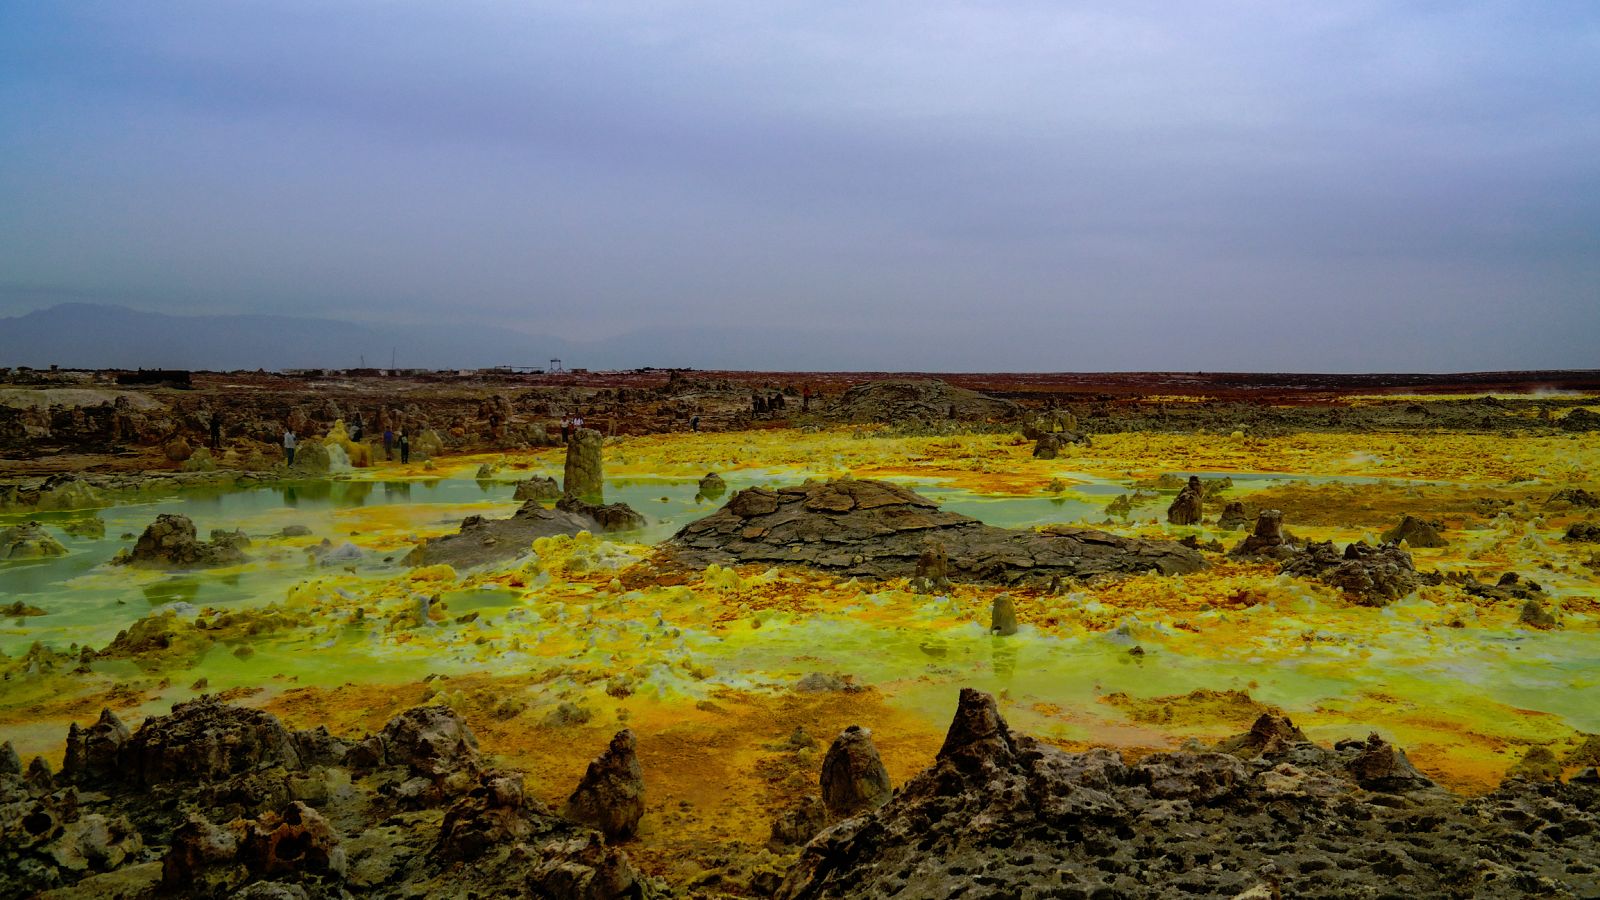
[{"xmin": 1, "ymin": 1, "xmax": 1597, "ymax": 371}]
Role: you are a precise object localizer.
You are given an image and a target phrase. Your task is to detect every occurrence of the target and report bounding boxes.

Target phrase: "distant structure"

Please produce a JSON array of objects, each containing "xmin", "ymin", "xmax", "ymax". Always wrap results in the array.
[{"xmin": 549, "ymin": 358, "xmax": 564, "ymax": 374}]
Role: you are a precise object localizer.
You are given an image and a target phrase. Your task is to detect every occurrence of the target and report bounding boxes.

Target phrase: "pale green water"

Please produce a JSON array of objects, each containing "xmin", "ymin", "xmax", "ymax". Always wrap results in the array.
[{"xmin": 4, "ymin": 466, "xmax": 1597, "ymax": 767}]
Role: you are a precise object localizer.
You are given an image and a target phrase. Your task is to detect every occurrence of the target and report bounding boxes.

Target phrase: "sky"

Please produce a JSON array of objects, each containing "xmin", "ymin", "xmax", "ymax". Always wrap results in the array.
[{"xmin": 1, "ymin": 1, "xmax": 1597, "ymax": 372}]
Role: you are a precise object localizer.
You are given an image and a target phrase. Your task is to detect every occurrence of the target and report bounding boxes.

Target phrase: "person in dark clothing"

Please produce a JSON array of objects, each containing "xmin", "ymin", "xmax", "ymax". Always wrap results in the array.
[
  {"xmin": 802, "ymin": 386, "xmax": 811, "ymax": 412},
  {"xmin": 690, "ymin": 414, "xmax": 700, "ymax": 432},
  {"xmin": 383, "ymin": 429, "xmax": 395, "ymax": 461},
  {"xmin": 351, "ymin": 417, "xmax": 363, "ymax": 442},
  {"xmin": 399, "ymin": 431, "xmax": 410, "ymax": 464},
  {"xmin": 209, "ymin": 415, "xmax": 222, "ymax": 450}
]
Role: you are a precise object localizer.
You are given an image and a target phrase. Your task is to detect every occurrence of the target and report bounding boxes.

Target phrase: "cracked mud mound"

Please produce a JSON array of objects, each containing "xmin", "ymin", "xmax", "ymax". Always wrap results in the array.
[{"xmin": 668, "ymin": 479, "xmax": 1204, "ymax": 586}]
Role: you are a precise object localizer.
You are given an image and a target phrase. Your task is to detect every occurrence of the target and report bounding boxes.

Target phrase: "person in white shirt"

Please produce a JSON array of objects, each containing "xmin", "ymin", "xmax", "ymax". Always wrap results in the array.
[{"xmin": 282, "ymin": 429, "xmax": 297, "ymax": 466}]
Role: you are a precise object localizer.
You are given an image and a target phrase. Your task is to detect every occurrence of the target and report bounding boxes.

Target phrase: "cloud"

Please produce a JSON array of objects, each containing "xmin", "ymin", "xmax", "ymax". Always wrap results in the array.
[{"xmin": 0, "ymin": 1, "xmax": 1596, "ymax": 370}]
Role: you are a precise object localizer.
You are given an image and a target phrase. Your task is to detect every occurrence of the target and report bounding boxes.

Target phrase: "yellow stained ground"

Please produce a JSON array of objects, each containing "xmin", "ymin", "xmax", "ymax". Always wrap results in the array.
[{"xmin": 4, "ymin": 420, "xmax": 1598, "ymax": 879}]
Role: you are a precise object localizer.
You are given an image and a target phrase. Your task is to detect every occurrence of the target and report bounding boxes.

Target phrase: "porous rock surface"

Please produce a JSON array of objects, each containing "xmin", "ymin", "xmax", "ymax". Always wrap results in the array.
[
  {"xmin": 777, "ymin": 688, "xmax": 1600, "ymax": 899},
  {"xmin": 669, "ymin": 479, "xmax": 1204, "ymax": 587},
  {"xmin": 1280, "ymin": 540, "xmax": 1431, "ymax": 606},
  {"xmin": 0, "ymin": 698, "xmax": 654, "ymax": 899}
]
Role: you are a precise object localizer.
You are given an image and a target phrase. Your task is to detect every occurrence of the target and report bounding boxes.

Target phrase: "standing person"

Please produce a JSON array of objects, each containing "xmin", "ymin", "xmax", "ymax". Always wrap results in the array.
[
  {"xmin": 560, "ymin": 415, "xmax": 571, "ymax": 443},
  {"xmin": 802, "ymin": 386, "xmax": 811, "ymax": 412},
  {"xmin": 282, "ymin": 428, "xmax": 297, "ymax": 466},
  {"xmin": 351, "ymin": 416, "xmax": 363, "ymax": 442},
  {"xmin": 209, "ymin": 415, "xmax": 222, "ymax": 451},
  {"xmin": 383, "ymin": 428, "xmax": 395, "ymax": 461},
  {"xmin": 399, "ymin": 430, "xmax": 411, "ymax": 465},
  {"xmin": 690, "ymin": 414, "xmax": 700, "ymax": 432},
  {"xmin": 574, "ymin": 413, "xmax": 585, "ymax": 432}
]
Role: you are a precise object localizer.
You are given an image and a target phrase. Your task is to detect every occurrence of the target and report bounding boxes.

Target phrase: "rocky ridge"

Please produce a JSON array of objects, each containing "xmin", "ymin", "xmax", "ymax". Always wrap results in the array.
[{"xmin": 668, "ymin": 479, "xmax": 1205, "ymax": 587}]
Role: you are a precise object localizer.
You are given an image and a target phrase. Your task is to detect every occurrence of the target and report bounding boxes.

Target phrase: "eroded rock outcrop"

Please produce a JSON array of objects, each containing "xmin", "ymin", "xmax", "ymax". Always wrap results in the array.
[
  {"xmin": 555, "ymin": 495, "xmax": 646, "ymax": 532},
  {"xmin": 670, "ymin": 479, "xmax": 1205, "ymax": 587},
  {"xmin": 402, "ymin": 501, "xmax": 605, "ymax": 569},
  {"xmin": 776, "ymin": 688, "xmax": 1600, "ymax": 900},
  {"xmin": 117, "ymin": 514, "xmax": 247, "ymax": 569},
  {"xmin": 826, "ymin": 379, "xmax": 1022, "ymax": 426},
  {"xmin": 1230, "ymin": 509, "xmax": 1291, "ymax": 557},
  {"xmin": 1381, "ymin": 514, "xmax": 1448, "ymax": 548},
  {"xmin": 1166, "ymin": 475, "xmax": 1203, "ymax": 526},
  {"xmin": 1280, "ymin": 540, "xmax": 1427, "ymax": 606},
  {"xmin": 1, "ymin": 700, "xmax": 653, "ymax": 899},
  {"xmin": 819, "ymin": 726, "xmax": 891, "ymax": 819},
  {"xmin": 562, "ymin": 730, "xmax": 644, "ymax": 841},
  {"xmin": 563, "ymin": 427, "xmax": 605, "ymax": 501},
  {"xmin": 512, "ymin": 475, "xmax": 562, "ymax": 502},
  {"xmin": 0, "ymin": 521, "xmax": 67, "ymax": 560}
]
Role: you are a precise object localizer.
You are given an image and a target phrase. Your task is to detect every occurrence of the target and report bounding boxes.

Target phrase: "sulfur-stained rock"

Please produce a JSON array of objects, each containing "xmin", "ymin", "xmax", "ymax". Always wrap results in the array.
[
  {"xmin": 697, "ymin": 472, "xmax": 727, "ymax": 501},
  {"xmin": 513, "ymin": 475, "xmax": 562, "ymax": 502},
  {"xmin": 401, "ymin": 502, "xmax": 602, "ymax": 569},
  {"xmin": 1167, "ymin": 476, "xmax": 1204, "ymax": 526},
  {"xmin": 1, "ymin": 740, "xmax": 20, "ymax": 775},
  {"xmin": 379, "ymin": 705, "xmax": 480, "ymax": 777},
  {"xmin": 0, "ymin": 521, "xmax": 68, "ymax": 560},
  {"xmin": 1282, "ymin": 540, "xmax": 1424, "ymax": 606},
  {"xmin": 990, "ymin": 594, "xmax": 1018, "ymax": 636},
  {"xmin": 563, "ymin": 729, "xmax": 645, "ymax": 840},
  {"xmin": 820, "ymin": 726, "xmax": 891, "ymax": 819},
  {"xmin": 563, "ymin": 428, "xmax": 605, "ymax": 502}
]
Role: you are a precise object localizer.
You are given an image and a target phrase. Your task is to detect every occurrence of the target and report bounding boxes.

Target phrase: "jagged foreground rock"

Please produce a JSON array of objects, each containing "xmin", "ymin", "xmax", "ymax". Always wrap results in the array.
[
  {"xmin": 0, "ymin": 698, "xmax": 655, "ymax": 898},
  {"xmin": 669, "ymin": 479, "xmax": 1204, "ymax": 587},
  {"xmin": 777, "ymin": 689, "xmax": 1600, "ymax": 899}
]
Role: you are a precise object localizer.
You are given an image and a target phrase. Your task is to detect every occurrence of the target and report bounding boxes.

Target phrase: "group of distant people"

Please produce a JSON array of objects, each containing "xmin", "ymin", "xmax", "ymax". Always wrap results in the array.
[{"xmin": 278, "ymin": 412, "xmax": 410, "ymax": 467}]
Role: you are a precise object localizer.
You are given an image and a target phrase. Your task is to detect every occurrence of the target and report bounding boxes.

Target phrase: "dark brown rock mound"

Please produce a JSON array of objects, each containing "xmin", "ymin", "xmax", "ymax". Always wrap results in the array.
[
  {"xmin": 1566, "ymin": 522, "xmax": 1600, "ymax": 543},
  {"xmin": 563, "ymin": 730, "xmax": 644, "ymax": 841},
  {"xmin": 402, "ymin": 501, "xmax": 607, "ymax": 569},
  {"xmin": 118, "ymin": 513, "xmax": 247, "ymax": 569},
  {"xmin": 1381, "ymin": 514, "xmax": 1448, "ymax": 548},
  {"xmin": 819, "ymin": 726, "xmax": 891, "ymax": 819},
  {"xmin": 826, "ymin": 379, "xmax": 1022, "ymax": 425},
  {"xmin": 512, "ymin": 475, "xmax": 562, "ymax": 502},
  {"xmin": 1166, "ymin": 475, "xmax": 1203, "ymax": 525},
  {"xmin": 555, "ymin": 495, "xmax": 647, "ymax": 532},
  {"xmin": 669, "ymin": 479, "xmax": 1204, "ymax": 587},
  {"xmin": 1280, "ymin": 540, "xmax": 1426, "ymax": 606},
  {"xmin": 776, "ymin": 688, "xmax": 1600, "ymax": 900},
  {"xmin": 120, "ymin": 698, "xmax": 304, "ymax": 786}
]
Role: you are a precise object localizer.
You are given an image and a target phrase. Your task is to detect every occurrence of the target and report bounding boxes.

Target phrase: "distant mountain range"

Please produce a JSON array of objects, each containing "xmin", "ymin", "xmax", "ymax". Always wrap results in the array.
[{"xmin": 0, "ymin": 303, "xmax": 915, "ymax": 371}]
